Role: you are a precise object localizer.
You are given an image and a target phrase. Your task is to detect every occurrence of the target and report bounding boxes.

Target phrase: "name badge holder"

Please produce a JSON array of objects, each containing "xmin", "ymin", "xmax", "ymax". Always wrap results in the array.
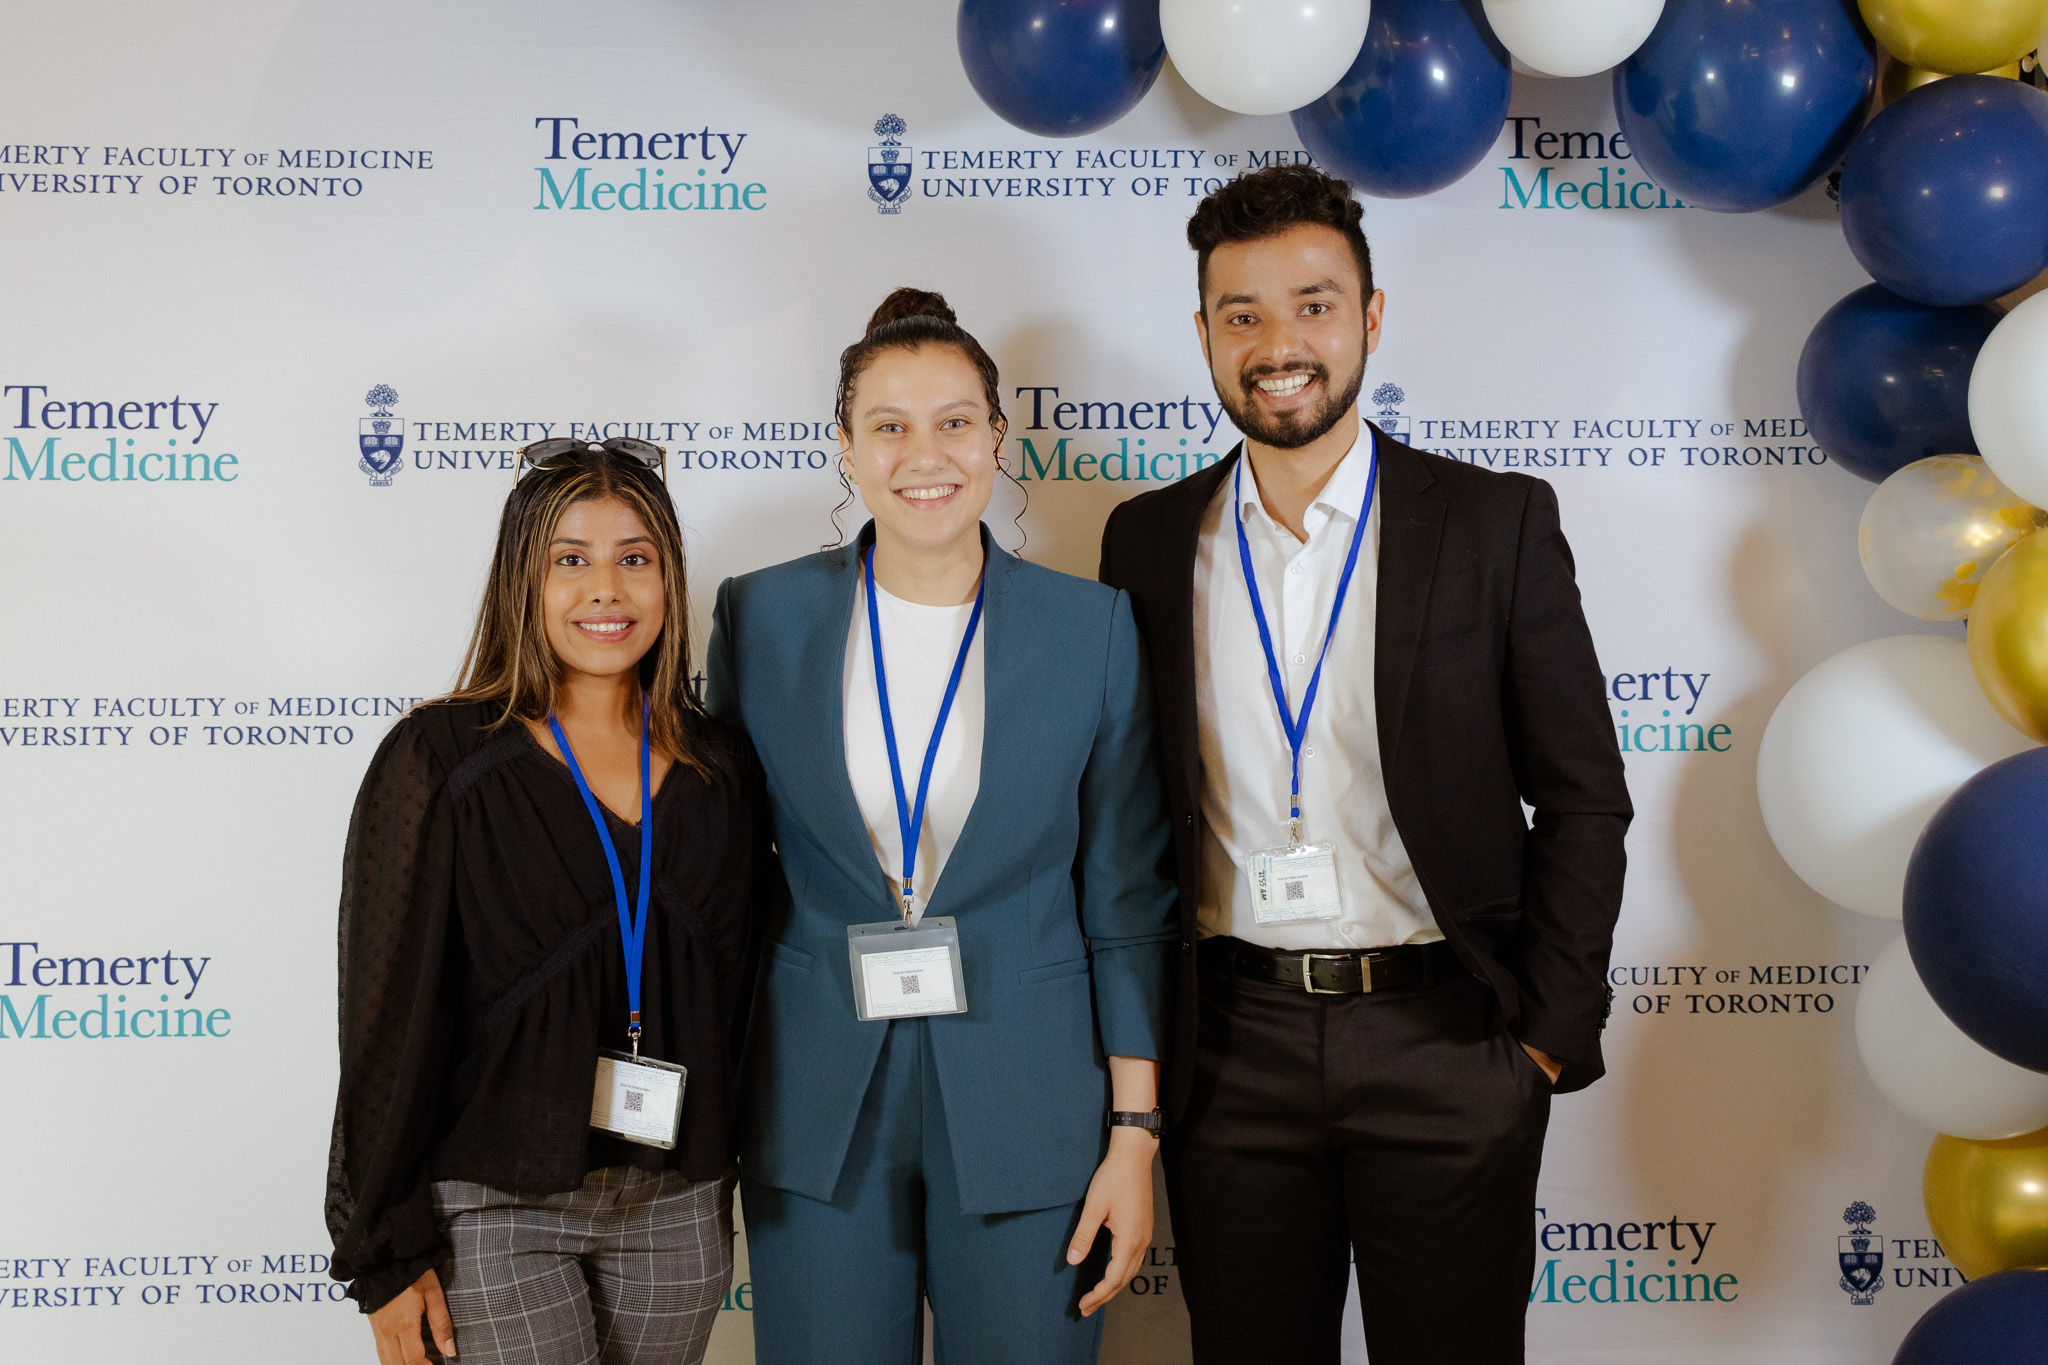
[
  {"xmin": 551, "ymin": 703, "xmax": 687, "ymax": 1150},
  {"xmin": 847, "ymin": 545, "xmax": 978, "ymax": 1022},
  {"xmin": 1234, "ymin": 438, "xmax": 1378, "ymax": 928},
  {"xmin": 849, "ymin": 918, "xmax": 966, "ymax": 1020},
  {"xmin": 1246, "ymin": 841, "xmax": 1343, "ymax": 926}
]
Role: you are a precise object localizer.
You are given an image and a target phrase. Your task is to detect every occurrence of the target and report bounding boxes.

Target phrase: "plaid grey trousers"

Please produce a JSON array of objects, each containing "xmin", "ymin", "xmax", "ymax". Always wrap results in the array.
[{"xmin": 430, "ymin": 1166, "xmax": 734, "ymax": 1365}]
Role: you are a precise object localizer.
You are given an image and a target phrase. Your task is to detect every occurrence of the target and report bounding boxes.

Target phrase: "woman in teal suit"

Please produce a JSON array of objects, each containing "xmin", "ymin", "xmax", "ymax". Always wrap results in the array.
[{"xmin": 706, "ymin": 287, "xmax": 1177, "ymax": 1364}]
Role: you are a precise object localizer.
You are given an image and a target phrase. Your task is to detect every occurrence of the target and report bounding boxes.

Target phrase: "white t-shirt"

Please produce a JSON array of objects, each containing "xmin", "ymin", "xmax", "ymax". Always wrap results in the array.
[{"xmin": 843, "ymin": 572, "xmax": 986, "ymax": 923}]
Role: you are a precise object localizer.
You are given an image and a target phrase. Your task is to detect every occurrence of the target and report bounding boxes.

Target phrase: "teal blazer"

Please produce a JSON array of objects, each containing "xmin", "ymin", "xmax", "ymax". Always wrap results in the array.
[{"xmin": 706, "ymin": 525, "xmax": 1178, "ymax": 1215}]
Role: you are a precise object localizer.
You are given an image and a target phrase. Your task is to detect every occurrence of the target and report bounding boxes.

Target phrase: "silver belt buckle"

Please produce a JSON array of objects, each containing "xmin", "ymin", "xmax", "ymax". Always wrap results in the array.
[{"xmin": 1300, "ymin": 951, "xmax": 1368, "ymax": 995}]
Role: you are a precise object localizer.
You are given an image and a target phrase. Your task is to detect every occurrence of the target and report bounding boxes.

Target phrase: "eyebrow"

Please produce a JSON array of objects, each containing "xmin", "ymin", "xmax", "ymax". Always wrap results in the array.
[
  {"xmin": 1212, "ymin": 278, "xmax": 1347, "ymax": 310},
  {"xmin": 549, "ymin": 535, "xmax": 654, "ymax": 547},
  {"xmin": 861, "ymin": 399, "xmax": 982, "ymax": 419}
]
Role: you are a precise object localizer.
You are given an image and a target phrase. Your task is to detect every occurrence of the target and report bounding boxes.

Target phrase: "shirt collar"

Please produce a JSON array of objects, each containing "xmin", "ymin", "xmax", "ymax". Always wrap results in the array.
[{"xmin": 1236, "ymin": 421, "xmax": 1375, "ymax": 536}]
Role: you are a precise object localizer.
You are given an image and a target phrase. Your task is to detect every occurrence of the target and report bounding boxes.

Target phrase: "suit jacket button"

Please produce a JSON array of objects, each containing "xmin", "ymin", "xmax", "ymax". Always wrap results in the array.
[
  {"xmin": 1184, "ymin": 813, "xmax": 1194, "ymax": 829},
  {"xmin": 1181, "ymin": 939, "xmax": 1194, "ymax": 954}
]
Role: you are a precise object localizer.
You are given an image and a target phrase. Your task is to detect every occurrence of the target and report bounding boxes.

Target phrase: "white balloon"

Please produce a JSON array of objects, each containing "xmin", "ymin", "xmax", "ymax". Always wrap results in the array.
[
  {"xmin": 1482, "ymin": 0, "xmax": 1664, "ymax": 78},
  {"xmin": 1970, "ymin": 290, "xmax": 2048, "ymax": 511},
  {"xmin": 1162, "ymin": 0, "xmax": 1372, "ymax": 116},
  {"xmin": 1756, "ymin": 635, "xmax": 2035, "ymax": 917},
  {"xmin": 1857, "ymin": 936, "xmax": 2048, "ymax": 1138}
]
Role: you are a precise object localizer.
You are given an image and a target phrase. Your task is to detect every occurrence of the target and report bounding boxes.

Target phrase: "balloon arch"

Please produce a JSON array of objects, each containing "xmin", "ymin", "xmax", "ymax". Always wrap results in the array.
[{"xmin": 953, "ymin": 0, "xmax": 2048, "ymax": 1356}]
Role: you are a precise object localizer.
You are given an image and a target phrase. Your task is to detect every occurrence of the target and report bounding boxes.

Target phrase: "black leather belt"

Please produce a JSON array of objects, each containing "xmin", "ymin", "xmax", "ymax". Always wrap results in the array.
[{"xmin": 1204, "ymin": 937, "xmax": 1459, "ymax": 995}]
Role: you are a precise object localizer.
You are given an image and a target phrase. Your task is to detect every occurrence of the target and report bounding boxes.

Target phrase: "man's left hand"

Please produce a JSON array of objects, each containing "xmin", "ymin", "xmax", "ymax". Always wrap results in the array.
[{"xmin": 1521, "ymin": 1041, "xmax": 1563, "ymax": 1086}]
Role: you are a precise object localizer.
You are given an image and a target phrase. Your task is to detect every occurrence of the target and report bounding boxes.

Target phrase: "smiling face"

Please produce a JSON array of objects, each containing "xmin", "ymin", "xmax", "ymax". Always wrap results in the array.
[
  {"xmin": 841, "ymin": 343, "xmax": 1003, "ymax": 557},
  {"xmin": 539, "ymin": 495, "xmax": 667, "ymax": 685},
  {"xmin": 1197, "ymin": 222, "xmax": 1384, "ymax": 452}
]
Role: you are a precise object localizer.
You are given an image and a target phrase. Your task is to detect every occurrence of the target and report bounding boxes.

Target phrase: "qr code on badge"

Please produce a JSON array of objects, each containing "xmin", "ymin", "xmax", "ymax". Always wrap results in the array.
[
  {"xmin": 1284, "ymin": 879, "xmax": 1305, "ymax": 902},
  {"xmin": 900, "ymin": 974, "xmax": 922, "ymax": 995},
  {"xmin": 624, "ymin": 1089, "xmax": 644, "ymax": 1113}
]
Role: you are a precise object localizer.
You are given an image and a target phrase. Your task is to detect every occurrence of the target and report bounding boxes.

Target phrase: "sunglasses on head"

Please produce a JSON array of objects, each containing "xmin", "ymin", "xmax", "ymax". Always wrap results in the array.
[{"xmin": 514, "ymin": 437, "xmax": 667, "ymax": 482}]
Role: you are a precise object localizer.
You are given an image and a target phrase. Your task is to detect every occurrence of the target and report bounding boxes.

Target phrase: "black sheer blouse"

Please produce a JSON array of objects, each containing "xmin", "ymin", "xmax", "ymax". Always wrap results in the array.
[{"xmin": 324, "ymin": 701, "xmax": 769, "ymax": 1312}]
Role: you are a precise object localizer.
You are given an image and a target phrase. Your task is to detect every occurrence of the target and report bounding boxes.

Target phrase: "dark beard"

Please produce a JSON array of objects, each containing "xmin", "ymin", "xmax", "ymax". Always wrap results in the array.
[{"xmin": 1213, "ymin": 355, "xmax": 1366, "ymax": 451}]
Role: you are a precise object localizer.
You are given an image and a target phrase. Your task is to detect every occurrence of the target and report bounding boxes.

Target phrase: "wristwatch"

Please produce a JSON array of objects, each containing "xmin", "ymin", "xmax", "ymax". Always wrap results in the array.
[{"xmin": 1108, "ymin": 1108, "xmax": 1165, "ymax": 1137}]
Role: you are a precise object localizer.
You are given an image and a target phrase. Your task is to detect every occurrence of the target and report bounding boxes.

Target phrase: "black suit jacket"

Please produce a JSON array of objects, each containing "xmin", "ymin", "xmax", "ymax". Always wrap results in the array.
[{"xmin": 1099, "ymin": 426, "xmax": 1631, "ymax": 1105}]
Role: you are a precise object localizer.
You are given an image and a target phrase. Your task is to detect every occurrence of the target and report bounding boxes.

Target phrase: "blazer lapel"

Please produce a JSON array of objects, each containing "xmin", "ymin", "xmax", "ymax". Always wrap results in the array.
[
  {"xmin": 1372, "ymin": 428, "xmax": 1445, "ymax": 769},
  {"xmin": 1155, "ymin": 450, "xmax": 1238, "ymax": 815},
  {"xmin": 799, "ymin": 528, "xmax": 899, "ymax": 916},
  {"xmin": 921, "ymin": 526, "xmax": 1017, "ymax": 919}
]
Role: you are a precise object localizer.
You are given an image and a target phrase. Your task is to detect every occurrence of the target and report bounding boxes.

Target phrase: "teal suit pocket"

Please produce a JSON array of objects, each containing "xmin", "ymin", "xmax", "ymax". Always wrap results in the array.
[
  {"xmin": 768, "ymin": 940, "xmax": 815, "ymax": 970},
  {"xmin": 1018, "ymin": 957, "xmax": 1091, "ymax": 985}
]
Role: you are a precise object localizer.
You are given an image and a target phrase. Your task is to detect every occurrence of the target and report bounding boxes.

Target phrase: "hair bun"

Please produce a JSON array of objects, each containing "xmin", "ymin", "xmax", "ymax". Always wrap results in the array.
[{"xmin": 866, "ymin": 287, "xmax": 956, "ymax": 334}]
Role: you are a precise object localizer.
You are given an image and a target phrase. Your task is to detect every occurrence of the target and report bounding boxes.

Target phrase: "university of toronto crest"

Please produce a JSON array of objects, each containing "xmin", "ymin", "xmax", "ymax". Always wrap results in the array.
[
  {"xmin": 1372, "ymin": 382, "xmax": 1409, "ymax": 443},
  {"xmin": 869, "ymin": 114, "xmax": 912, "ymax": 215},
  {"xmin": 359, "ymin": 384, "xmax": 404, "ymax": 486},
  {"xmin": 1837, "ymin": 1201, "xmax": 1884, "ymax": 1305}
]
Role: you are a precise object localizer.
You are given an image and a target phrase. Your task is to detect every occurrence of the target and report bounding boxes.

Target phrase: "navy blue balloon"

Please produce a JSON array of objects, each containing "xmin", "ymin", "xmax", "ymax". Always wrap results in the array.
[
  {"xmin": 1795, "ymin": 284, "xmax": 2004, "ymax": 483},
  {"xmin": 1614, "ymin": 0, "xmax": 1875, "ymax": 212},
  {"xmin": 958, "ymin": 0, "xmax": 1165, "ymax": 138},
  {"xmin": 1290, "ymin": 0, "xmax": 1509, "ymax": 199},
  {"xmin": 1893, "ymin": 1269, "xmax": 2048, "ymax": 1365},
  {"xmin": 1903, "ymin": 747, "xmax": 2048, "ymax": 1073},
  {"xmin": 1839, "ymin": 77, "xmax": 2048, "ymax": 308}
]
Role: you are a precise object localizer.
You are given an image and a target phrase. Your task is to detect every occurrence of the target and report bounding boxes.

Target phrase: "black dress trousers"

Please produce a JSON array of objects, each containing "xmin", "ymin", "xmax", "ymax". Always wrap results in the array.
[{"xmin": 1164, "ymin": 940, "xmax": 1552, "ymax": 1365}]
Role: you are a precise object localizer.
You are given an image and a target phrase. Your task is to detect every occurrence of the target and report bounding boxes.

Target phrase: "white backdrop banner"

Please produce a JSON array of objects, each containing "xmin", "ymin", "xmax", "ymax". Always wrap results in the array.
[{"xmin": 0, "ymin": 2, "xmax": 1961, "ymax": 1362}]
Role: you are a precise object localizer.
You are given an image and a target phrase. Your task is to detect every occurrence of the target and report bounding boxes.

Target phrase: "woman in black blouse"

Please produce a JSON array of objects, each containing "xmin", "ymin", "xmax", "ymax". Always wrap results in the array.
[{"xmin": 326, "ymin": 441, "xmax": 766, "ymax": 1365}]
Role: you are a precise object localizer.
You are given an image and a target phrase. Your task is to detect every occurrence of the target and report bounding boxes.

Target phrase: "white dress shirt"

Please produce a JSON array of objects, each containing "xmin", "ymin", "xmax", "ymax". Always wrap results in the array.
[
  {"xmin": 1192, "ymin": 426, "xmax": 1440, "ymax": 950},
  {"xmin": 843, "ymin": 571, "xmax": 985, "ymax": 924}
]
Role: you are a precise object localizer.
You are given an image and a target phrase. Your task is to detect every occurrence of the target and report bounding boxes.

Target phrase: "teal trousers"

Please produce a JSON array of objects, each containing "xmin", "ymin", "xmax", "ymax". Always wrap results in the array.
[{"xmin": 743, "ymin": 1017, "xmax": 1109, "ymax": 1365}]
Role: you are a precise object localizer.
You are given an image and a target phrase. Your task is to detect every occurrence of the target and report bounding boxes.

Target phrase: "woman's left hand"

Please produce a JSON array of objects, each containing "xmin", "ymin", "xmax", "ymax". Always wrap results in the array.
[{"xmin": 1067, "ymin": 1127, "xmax": 1158, "ymax": 1317}]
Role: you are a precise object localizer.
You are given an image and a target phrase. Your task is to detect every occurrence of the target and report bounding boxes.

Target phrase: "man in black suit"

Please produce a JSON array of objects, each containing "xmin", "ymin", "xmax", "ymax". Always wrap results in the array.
[{"xmin": 1098, "ymin": 164, "xmax": 1630, "ymax": 1364}]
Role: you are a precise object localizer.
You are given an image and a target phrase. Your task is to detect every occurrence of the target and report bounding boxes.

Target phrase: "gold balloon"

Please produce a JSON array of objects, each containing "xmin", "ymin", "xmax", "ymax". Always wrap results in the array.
[
  {"xmin": 1969, "ymin": 528, "xmax": 2048, "ymax": 740},
  {"xmin": 1858, "ymin": 0, "xmax": 2048, "ymax": 74},
  {"xmin": 1925, "ymin": 1128, "xmax": 2048, "ymax": 1279},
  {"xmin": 1879, "ymin": 55, "xmax": 2025, "ymax": 107}
]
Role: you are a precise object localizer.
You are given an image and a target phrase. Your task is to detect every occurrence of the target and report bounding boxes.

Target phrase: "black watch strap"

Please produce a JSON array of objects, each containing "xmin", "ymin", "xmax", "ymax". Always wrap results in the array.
[{"xmin": 1108, "ymin": 1107, "xmax": 1165, "ymax": 1136}]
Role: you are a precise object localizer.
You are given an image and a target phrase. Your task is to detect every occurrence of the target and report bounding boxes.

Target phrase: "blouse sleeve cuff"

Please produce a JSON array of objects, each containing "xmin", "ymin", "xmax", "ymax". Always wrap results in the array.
[
  {"xmin": 345, "ymin": 1246, "xmax": 446, "ymax": 1316},
  {"xmin": 336, "ymin": 1180, "xmax": 451, "ymax": 1315}
]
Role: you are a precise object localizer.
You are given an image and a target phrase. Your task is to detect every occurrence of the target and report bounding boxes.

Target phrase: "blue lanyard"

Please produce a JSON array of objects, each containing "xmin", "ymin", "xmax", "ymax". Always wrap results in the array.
[
  {"xmin": 865, "ymin": 544, "xmax": 985, "ymax": 922},
  {"xmin": 548, "ymin": 700, "xmax": 654, "ymax": 1054},
  {"xmin": 1232, "ymin": 434, "xmax": 1379, "ymax": 839}
]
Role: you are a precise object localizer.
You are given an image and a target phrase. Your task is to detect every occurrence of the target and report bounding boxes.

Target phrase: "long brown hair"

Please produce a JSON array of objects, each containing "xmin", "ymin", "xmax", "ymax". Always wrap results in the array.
[{"xmin": 439, "ymin": 449, "xmax": 713, "ymax": 779}]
